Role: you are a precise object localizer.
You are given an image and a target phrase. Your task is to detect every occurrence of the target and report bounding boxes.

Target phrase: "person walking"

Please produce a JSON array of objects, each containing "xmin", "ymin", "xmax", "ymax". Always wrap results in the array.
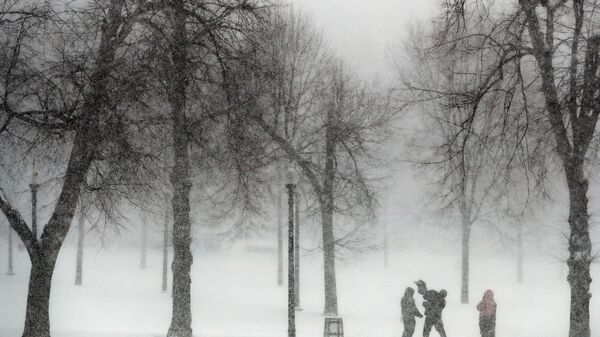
[
  {"xmin": 415, "ymin": 280, "xmax": 447, "ymax": 337},
  {"xmin": 401, "ymin": 287, "xmax": 423, "ymax": 337},
  {"xmin": 477, "ymin": 290, "xmax": 496, "ymax": 337}
]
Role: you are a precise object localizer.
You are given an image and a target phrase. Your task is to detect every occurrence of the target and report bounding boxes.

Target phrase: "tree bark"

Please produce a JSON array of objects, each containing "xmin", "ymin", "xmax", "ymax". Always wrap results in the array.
[
  {"xmin": 320, "ymin": 198, "xmax": 337, "ymax": 316},
  {"xmin": 277, "ymin": 177, "xmax": 283, "ymax": 286},
  {"xmin": 162, "ymin": 212, "xmax": 169, "ymax": 293},
  {"xmin": 566, "ymin": 166, "xmax": 592, "ymax": 337},
  {"xmin": 75, "ymin": 214, "xmax": 84, "ymax": 286},
  {"xmin": 22, "ymin": 256, "xmax": 53, "ymax": 337},
  {"xmin": 294, "ymin": 189, "xmax": 300, "ymax": 308},
  {"xmin": 287, "ymin": 183, "xmax": 296, "ymax": 337},
  {"xmin": 30, "ymin": 183, "xmax": 38, "ymax": 240},
  {"xmin": 460, "ymin": 212, "xmax": 471, "ymax": 304},
  {"xmin": 321, "ymin": 107, "xmax": 338, "ymax": 316},
  {"xmin": 0, "ymin": 1, "xmax": 131, "ymax": 336},
  {"xmin": 7, "ymin": 223, "xmax": 14, "ymax": 275},
  {"xmin": 167, "ymin": 0, "xmax": 193, "ymax": 335}
]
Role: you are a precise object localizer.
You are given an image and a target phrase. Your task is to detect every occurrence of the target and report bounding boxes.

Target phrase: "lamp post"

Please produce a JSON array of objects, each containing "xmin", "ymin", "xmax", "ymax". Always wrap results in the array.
[
  {"xmin": 294, "ymin": 189, "xmax": 301, "ymax": 311},
  {"xmin": 286, "ymin": 167, "xmax": 297, "ymax": 337}
]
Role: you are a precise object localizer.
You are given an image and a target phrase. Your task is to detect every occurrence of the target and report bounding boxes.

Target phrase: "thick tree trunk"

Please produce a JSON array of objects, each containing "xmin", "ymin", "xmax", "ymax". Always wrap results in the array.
[
  {"xmin": 277, "ymin": 179, "xmax": 283, "ymax": 286},
  {"xmin": 22, "ymin": 257, "xmax": 53, "ymax": 337},
  {"xmin": 321, "ymin": 109, "xmax": 338, "ymax": 316},
  {"xmin": 141, "ymin": 219, "xmax": 148, "ymax": 269},
  {"xmin": 75, "ymin": 214, "xmax": 84, "ymax": 286},
  {"xmin": 167, "ymin": 1, "xmax": 193, "ymax": 335},
  {"xmin": 18, "ymin": 129, "xmax": 97, "ymax": 337},
  {"xmin": 320, "ymin": 199, "xmax": 337, "ymax": 316},
  {"xmin": 286, "ymin": 184, "xmax": 296, "ymax": 337},
  {"xmin": 0, "ymin": 2, "xmax": 128, "ymax": 336},
  {"xmin": 460, "ymin": 215, "xmax": 471, "ymax": 304},
  {"xmin": 566, "ymin": 168, "xmax": 592, "ymax": 337},
  {"xmin": 162, "ymin": 212, "xmax": 169, "ymax": 293},
  {"xmin": 294, "ymin": 190, "xmax": 300, "ymax": 308},
  {"xmin": 30, "ymin": 183, "xmax": 38, "ymax": 239}
]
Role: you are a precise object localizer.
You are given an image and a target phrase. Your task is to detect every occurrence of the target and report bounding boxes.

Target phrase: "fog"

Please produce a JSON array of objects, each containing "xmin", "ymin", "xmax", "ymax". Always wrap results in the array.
[{"xmin": 1, "ymin": 1, "xmax": 600, "ymax": 337}]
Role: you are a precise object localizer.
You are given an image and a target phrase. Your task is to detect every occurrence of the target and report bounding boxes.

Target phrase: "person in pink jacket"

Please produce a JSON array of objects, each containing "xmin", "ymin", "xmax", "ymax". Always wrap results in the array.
[{"xmin": 477, "ymin": 290, "xmax": 496, "ymax": 337}]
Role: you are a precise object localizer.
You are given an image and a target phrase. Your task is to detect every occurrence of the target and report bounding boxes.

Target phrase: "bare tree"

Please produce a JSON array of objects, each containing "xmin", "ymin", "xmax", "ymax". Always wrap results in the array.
[
  {"xmin": 400, "ymin": 24, "xmax": 507, "ymax": 303},
  {"xmin": 136, "ymin": 2, "xmax": 270, "ymax": 335},
  {"xmin": 400, "ymin": 0, "xmax": 600, "ymax": 335},
  {"xmin": 244, "ymin": 19, "xmax": 393, "ymax": 312},
  {"xmin": 0, "ymin": 1, "xmax": 165, "ymax": 335}
]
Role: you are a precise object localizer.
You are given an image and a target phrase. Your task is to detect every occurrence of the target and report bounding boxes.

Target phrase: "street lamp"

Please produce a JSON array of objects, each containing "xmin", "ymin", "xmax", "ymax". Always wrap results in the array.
[{"xmin": 286, "ymin": 166, "xmax": 298, "ymax": 337}]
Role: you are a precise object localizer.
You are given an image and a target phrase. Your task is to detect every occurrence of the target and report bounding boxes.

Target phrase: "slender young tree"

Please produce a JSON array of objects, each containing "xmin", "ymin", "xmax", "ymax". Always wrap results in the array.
[{"xmin": 247, "ymin": 33, "xmax": 392, "ymax": 313}]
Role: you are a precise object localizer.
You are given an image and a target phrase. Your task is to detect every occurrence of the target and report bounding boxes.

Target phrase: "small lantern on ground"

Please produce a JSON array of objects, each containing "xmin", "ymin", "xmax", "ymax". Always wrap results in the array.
[{"xmin": 324, "ymin": 317, "xmax": 344, "ymax": 337}]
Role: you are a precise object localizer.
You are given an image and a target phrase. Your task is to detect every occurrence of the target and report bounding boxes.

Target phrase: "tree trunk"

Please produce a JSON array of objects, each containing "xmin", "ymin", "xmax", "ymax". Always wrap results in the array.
[
  {"xmin": 517, "ymin": 222, "xmax": 523, "ymax": 283},
  {"xmin": 7, "ymin": 223, "xmax": 14, "ymax": 275},
  {"xmin": 566, "ymin": 167, "xmax": 592, "ymax": 337},
  {"xmin": 294, "ymin": 189, "xmax": 300, "ymax": 308},
  {"xmin": 22, "ymin": 257, "xmax": 53, "ymax": 337},
  {"xmin": 320, "ymin": 199, "xmax": 338, "ymax": 316},
  {"xmin": 30, "ymin": 183, "xmax": 38, "ymax": 240},
  {"xmin": 0, "ymin": 2, "xmax": 128, "ymax": 336},
  {"xmin": 162, "ymin": 212, "xmax": 169, "ymax": 293},
  {"xmin": 167, "ymin": 0, "xmax": 193, "ymax": 335},
  {"xmin": 321, "ymin": 108, "xmax": 338, "ymax": 316},
  {"xmin": 460, "ymin": 212, "xmax": 471, "ymax": 304},
  {"xmin": 277, "ymin": 178, "xmax": 283, "ymax": 286},
  {"xmin": 75, "ymin": 214, "xmax": 84, "ymax": 286},
  {"xmin": 286, "ymin": 184, "xmax": 296, "ymax": 337},
  {"xmin": 141, "ymin": 219, "xmax": 147, "ymax": 269}
]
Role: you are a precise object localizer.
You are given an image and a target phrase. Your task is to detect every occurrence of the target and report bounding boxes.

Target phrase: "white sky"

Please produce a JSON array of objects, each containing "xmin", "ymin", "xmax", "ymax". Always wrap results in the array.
[
  {"xmin": 288, "ymin": 0, "xmax": 440, "ymax": 222},
  {"xmin": 292, "ymin": 0, "xmax": 438, "ymax": 79}
]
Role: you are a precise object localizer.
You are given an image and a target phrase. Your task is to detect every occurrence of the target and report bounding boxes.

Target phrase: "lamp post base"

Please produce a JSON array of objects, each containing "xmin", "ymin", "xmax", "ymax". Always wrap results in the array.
[{"xmin": 6, "ymin": 271, "xmax": 14, "ymax": 276}]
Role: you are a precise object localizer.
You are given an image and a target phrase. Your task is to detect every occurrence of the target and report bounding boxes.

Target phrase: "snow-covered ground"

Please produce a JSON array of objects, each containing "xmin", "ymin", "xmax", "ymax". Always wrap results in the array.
[{"xmin": 0, "ymin": 242, "xmax": 596, "ymax": 337}]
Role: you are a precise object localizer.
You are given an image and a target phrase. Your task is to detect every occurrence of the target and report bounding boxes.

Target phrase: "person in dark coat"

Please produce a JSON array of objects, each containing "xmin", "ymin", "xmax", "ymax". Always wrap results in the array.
[
  {"xmin": 401, "ymin": 287, "xmax": 423, "ymax": 337},
  {"xmin": 477, "ymin": 289, "xmax": 496, "ymax": 337},
  {"xmin": 415, "ymin": 280, "xmax": 447, "ymax": 337}
]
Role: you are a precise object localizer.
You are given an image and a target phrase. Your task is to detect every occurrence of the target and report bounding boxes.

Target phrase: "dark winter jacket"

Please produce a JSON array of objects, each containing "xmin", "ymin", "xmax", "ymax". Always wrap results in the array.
[
  {"xmin": 423, "ymin": 289, "xmax": 446, "ymax": 317},
  {"xmin": 401, "ymin": 288, "xmax": 422, "ymax": 321}
]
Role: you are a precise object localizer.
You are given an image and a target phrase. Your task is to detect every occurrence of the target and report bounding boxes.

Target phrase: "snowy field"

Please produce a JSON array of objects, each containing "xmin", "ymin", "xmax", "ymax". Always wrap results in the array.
[{"xmin": 0, "ymin": 241, "xmax": 597, "ymax": 337}]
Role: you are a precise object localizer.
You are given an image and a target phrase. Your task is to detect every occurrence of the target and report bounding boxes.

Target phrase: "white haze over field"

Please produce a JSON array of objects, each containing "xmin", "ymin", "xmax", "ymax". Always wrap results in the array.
[
  {"xmin": 1, "ymin": 243, "xmax": 599, "ymax": 337},
  {"xmin": 3, "ymin": 1, "xmax": 600, "ymax": 337}
]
